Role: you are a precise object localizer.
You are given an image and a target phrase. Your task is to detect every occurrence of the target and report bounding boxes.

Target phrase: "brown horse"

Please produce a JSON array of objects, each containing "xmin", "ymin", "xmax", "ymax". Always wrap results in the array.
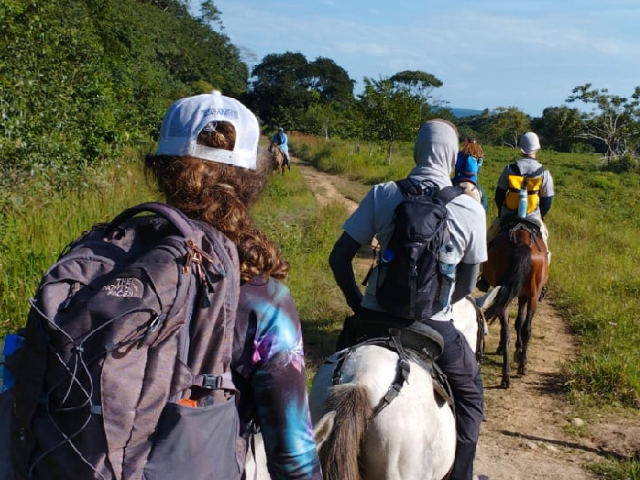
[
  {"xmin": 482, "ymin": 221, "xmax": 549, "ymax": 388},
  {"xmin": 269, "ymin": 141, "xmax": 286, "ymax": 175}
]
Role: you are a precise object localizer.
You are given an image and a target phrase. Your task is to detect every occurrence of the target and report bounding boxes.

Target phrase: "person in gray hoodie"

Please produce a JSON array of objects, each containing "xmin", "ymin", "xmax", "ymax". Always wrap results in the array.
[{"xmin": 329, "ymin": 119, "xmax": 488, "ymax": 480}]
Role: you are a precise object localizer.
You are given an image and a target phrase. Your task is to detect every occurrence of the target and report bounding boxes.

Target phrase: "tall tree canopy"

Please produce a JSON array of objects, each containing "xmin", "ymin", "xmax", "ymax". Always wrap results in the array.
[
  {"xmin": 0, "ymin": 0, "xmax": 247, "ymax": 182},
  {"xmin": 248, "ymin": 52, "xmax": 355, "ymax": 131},
  {"xmin": 390, "ymin": 70, "xmax": 443, "ymax": 123}
]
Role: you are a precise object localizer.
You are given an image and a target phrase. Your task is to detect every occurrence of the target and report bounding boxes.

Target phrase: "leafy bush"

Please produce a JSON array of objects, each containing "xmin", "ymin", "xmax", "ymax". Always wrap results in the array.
[{"xmin": 601, "ymin": 154, "xmax": 640, "ymax": 173}]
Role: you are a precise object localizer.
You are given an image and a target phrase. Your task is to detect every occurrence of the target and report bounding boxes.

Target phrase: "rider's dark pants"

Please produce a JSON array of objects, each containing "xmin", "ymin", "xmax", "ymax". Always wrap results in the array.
[
  {"xmin": 424, "ymin": 318, "xmax": 483, "ymax": 480},
  {"xmin": 337, "ymin": 309, "xmax": 484, "ymax": 480}
]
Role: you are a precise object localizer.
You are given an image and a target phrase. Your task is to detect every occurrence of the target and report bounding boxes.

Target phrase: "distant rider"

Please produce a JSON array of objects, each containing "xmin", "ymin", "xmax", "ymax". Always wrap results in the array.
[
  {"xmin": 271, "ymin": 127, "xmax": 291, "ymax": 169},
  {"xmin": 477, "ymin": 131, "xmax": 554, "ymax": 292}
]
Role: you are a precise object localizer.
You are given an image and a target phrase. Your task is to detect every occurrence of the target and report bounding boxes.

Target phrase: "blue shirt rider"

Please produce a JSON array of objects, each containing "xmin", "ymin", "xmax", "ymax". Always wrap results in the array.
[{"xmin": 271, "ymin": 127, "xmax": 290, "ymax": 166}]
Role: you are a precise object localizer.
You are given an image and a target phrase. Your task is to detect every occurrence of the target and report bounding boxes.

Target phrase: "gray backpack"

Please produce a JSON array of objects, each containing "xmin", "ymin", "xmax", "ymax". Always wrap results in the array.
[{"xmin": 9, "ymin": 202, "xmax": 242, "ymax": 480}]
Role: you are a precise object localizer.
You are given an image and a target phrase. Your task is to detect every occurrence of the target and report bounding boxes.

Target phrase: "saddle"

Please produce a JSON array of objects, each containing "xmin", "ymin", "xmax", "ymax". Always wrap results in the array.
[
  {"xmin": 329, "ymin": 326, "xmax": 454, "ymax": 418},
  {"xmin": 503, "ymin": 219, "xmax": 545, "ymax": 253},
  {"xmin": 500, "ymin": 218, "xmax": 540, "ymax": 236}
]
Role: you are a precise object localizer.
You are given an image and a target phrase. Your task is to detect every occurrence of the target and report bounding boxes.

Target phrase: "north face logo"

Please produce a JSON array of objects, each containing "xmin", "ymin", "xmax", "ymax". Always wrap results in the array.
[{"xmin": 103, "ymin": 277, "xmax": 144, "ymax": 298}]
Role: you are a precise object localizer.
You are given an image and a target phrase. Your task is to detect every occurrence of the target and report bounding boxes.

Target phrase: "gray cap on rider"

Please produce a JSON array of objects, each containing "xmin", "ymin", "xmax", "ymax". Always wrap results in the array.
[{"xmin": 519, "ymin": 132, "xmax": 541, "ymax": 155}]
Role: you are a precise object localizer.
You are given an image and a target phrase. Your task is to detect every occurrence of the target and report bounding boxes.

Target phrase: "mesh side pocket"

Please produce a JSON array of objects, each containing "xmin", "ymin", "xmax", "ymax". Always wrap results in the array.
[{"xmin": 143, "ymin": 398, "xmax": 241, "ymax": 480}]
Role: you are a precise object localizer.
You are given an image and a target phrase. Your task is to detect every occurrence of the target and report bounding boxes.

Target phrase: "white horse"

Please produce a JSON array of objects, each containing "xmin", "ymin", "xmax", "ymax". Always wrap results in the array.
[{"xmin": 307, "ymin": 296, "xmax": 484, "ymax": 480}]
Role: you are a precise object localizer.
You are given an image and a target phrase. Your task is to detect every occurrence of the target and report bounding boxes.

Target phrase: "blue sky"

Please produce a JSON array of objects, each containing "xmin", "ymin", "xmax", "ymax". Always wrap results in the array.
[{"xmin": 192, "ymin": 0, "xmax": 640, "ymax": 117}]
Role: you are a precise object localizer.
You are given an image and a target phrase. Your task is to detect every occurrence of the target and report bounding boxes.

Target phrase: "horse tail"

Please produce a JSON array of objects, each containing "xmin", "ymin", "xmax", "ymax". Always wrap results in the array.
[
  {"xmin": 318, "ymin": 383, "xmax": 371, "ymax": 480},
  {"xmin": 485, "ymin": 244, "xmax": 531, "ymax": 320}
]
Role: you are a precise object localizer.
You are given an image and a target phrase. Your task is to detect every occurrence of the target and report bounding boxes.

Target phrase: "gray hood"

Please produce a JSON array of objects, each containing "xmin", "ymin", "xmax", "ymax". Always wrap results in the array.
[{"xmin": 410, "ymin": 120, "xmax": 459, "ymax": 189}]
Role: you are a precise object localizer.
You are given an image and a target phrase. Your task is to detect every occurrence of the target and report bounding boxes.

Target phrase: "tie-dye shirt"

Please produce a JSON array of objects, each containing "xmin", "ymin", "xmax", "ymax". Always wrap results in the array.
[{"xmin": 232, "ymin": 276, "xmax": 322, "ymax": 480}]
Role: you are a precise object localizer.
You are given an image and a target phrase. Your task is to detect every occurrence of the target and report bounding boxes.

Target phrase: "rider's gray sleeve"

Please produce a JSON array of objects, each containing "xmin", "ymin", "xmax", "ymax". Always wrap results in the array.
[{"xmin": 453, "ymin": 262, "xmax": 480, "ymax": 303}]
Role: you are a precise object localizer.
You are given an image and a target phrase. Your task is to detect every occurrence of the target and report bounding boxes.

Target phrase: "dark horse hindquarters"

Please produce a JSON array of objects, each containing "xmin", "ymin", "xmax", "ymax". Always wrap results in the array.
[{"xmin": 482, "ymin": 223, "xmax": 549, "ymax": 388}]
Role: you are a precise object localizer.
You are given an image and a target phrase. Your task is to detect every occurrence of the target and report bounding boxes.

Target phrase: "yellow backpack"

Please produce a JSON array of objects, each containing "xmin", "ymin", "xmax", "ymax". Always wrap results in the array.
[{"xmin": 504, "ymin": 164, "xmax": 545, "ymax": 215}]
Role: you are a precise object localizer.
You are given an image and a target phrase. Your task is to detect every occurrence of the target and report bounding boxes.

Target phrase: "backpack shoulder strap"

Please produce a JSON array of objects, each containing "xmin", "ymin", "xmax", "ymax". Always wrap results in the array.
[
  {"xmin": 437, "ymin": 185, "xmax": 464, "ymax": 204},
  {"xmin": 531, "ymin": 166, "xmax": 545, "ymax": 177},
  {"xmin": 509, "ymin": 163, "xmax": 521, "ymax": 176},
  {"xmin": 395, "ymin": 178, "xmax": 415, "ymax": 195}
]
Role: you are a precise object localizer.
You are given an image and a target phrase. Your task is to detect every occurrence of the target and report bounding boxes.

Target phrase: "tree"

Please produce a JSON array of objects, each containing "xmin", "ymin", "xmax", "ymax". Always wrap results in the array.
[
  {"xmin": 566, "ymin": 83, "xmax": 640, "ymax": 159},
  {"xmin": 0, "ymin": 0, "xmax": 249, "ymax": 182},
  {"xmin": 390, "ymin": 70, "xmax": 443, "ymax": 112},
  {"xmin": 481, "ymin": 107, "xmax": 530, "ymax": 148},
  {"xmin": 532, "ymin": 106, "xmax": 584, "ymax": 152},
  {"xmin": 358, "ymin": 76, "xmax": 422, "ymax": 163},
  {"xmin": 199, "ymin": 0, "xmax": 223, "ymax": 31},
  {"xmin": 306, "ymin": 57, "xmax": 355, "ymax": 105},
  {"xmin": 249, "ymin": 52, "xmax": 313, "ymax": 127},
  {"xmin": 456, "ymin": 109, "xmax": 494, "ymax": 143},
  {"xmin": 248, "ymin": 53, "xmax": 356, "ymax": 133},
  {"xmin": 389, "ymin": 70, "xmax": 443, "ymax": 123}
]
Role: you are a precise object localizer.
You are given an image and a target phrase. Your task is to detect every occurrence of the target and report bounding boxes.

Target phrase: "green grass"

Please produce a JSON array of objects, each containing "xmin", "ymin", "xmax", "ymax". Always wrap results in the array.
[
  {"xmin": 590, "ymin": 457, "xmax": 640, "ymax": 480},
  {"xmin": 0, "ymin": 149, "xmax": 154, "ymax": 333}
]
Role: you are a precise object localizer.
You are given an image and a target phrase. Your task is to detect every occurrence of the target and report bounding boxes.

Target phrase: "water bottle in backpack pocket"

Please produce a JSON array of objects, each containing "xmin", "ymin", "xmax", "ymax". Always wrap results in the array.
[
  {"xmin": 438, "ymin": 243, "xmax": 457, "ymax": 310},
  {"xmin": 517, "ymin": 186, "xmax": 528, "ymax": 218},
  {"xmin": 505, "ymin": 163, "xmax": 545, "ymax": 218}
]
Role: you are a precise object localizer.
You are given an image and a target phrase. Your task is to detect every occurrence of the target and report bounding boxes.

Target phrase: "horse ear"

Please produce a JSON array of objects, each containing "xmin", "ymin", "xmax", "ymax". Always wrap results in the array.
[{"xmin": 313, "ymin": 410, "xmax": 336, "ymax": 449}]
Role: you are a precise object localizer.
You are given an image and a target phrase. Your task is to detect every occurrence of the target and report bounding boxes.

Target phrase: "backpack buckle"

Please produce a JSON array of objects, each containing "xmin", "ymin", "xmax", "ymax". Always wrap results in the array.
[{"xmin": 201, "ymin": 374, "xmax": 222, "ymax": 389}]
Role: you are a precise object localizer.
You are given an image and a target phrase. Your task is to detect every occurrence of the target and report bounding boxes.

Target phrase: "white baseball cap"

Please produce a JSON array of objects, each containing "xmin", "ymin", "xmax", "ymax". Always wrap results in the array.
[
  {"xmin": 519, "ymin": 132, "xmax": 541, "ymax": 155},
  {"xmin": 155, "ymin": 91, "xmax": 260, "ymax": 170}
]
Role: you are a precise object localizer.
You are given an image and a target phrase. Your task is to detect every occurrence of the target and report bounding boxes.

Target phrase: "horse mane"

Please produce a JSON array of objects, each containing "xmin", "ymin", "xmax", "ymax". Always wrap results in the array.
[{"xmin": 318, "ymin": 383, "xmax": 372, "ymax": 480}]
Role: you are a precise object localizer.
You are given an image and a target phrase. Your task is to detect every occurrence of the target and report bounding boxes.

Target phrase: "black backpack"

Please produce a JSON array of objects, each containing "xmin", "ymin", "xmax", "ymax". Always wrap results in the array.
[
  {"xmin": 375, "ymin": 179, "xmax": 463, "ymax": 321},
  {"xmin": 5, "ymin": 202, "xmax": 243, "ymax": 480}
]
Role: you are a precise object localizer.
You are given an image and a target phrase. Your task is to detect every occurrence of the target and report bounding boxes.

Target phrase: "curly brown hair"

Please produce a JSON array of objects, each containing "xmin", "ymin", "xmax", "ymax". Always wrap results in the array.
[
  {"xmin": 145, "ymin": 121, "xmax": 289, "ymax": 282},
  {"xmin": 461, "ymin": 139, "xmax": 484, "ymax": 159}
]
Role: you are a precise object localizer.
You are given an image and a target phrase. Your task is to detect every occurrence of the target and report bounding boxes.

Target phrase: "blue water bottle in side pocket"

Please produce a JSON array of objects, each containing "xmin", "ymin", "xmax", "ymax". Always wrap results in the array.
[
  {"xmin": 438, "ymin": 243, "xmax": 457, "ymax": 310},
  {"xmin": 517, "ymin": 186, "xmax": 528, "ymax": 219},
  {"xmin": 1, "ymin": 332, "xmax": 25, "ymax": 392}
]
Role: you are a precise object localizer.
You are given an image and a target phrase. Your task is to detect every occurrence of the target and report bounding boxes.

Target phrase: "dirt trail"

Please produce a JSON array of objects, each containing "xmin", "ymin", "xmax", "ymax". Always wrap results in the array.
[{"xmin": 292, "ymin": 157, "xmax": 615, "ymax": 480}]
